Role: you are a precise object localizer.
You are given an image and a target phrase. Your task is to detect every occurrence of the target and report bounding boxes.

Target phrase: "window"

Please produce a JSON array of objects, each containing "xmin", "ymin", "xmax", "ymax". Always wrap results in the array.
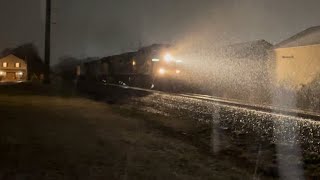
[
  {"xmin": 15, "ymin": 71, "xmax": 23, "ymax": 79},
  {"xmin": 15, "ymin": 62, "xmax": 20, "ymax": 68},
  {"xmin": 2, "ymin": 62, "xmax": 7, "ymax": 68}
]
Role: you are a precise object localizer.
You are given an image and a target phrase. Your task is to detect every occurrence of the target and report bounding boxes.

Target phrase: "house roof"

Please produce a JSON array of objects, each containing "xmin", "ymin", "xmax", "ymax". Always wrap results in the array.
[
  {"xmin": 0, "ymin": 54, "xmax": 25, "ymax": 62},
  {"xmin": 220, "ymin": 39, "xmax": 273, "ymax": 59},
  {"xmin": 226, "ymin": 39, "xmax": 273, "ymax": 51},
  {"xmin": 275, "ymin": 26, "xmax": 320, "ymax": 49}
]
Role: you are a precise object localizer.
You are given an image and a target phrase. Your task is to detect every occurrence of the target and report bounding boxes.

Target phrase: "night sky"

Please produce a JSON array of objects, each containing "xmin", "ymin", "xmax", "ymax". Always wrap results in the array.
[{"xmin": 0, "ymin": 0, "xmax": 319, "ymax": 64}]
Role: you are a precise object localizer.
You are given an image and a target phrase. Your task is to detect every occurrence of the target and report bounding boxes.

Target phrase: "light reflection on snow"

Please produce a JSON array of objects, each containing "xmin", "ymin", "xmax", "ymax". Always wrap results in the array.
[{"xmin": 131, "ymin": 93, "xmax": 320, "ymax": 155}]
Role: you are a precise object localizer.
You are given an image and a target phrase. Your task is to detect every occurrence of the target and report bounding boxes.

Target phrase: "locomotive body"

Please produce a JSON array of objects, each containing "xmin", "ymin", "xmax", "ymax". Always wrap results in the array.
[{"xmin": 79, "ymin": 44, "xmax": 183, "ymax": 90}]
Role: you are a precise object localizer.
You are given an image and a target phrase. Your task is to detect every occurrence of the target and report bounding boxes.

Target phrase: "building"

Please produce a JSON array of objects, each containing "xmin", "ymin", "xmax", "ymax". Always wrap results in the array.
[
  {"xmin": 1, "ymin": 44, "xmax": 45, "ymax": 81},
  {"xmin": 213, "ymin": 40, "xmax": 273, "ymax": 102},
  {"xmin": 273, "ymin": 26, "xmax": 320, "ymax": 89},
  {"xmin": 0, "ymin": 54, "xmax": 27, "ymax": 82}
]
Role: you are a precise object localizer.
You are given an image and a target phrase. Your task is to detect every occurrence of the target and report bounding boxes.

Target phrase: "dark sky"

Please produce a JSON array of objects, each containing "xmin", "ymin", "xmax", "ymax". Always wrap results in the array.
[{"xmin": 0, "ymin": 0, "xmax": 320, "ymax": 64}]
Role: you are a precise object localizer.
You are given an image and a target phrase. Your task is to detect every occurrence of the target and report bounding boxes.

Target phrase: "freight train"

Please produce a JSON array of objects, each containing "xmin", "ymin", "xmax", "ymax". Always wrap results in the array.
[{"xmin": 77, "ymin": 44, "xmax": 184, "ymax": 91}]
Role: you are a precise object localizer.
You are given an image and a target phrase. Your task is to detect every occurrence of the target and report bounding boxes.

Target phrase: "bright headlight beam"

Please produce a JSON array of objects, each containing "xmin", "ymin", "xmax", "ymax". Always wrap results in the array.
[
  {"xmin": 159, "ymin": 68, "xmax": 166, "ymax": 75},
  {"xmin": 164, "ymin": 53, "xmax": 173, "ymax": 62}
]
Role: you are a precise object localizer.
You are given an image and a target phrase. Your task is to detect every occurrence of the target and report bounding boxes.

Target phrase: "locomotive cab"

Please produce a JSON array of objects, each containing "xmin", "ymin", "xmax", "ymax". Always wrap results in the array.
[
  {"xmin": 150, "ymin": 50, "xmax": 183, "ymax": 91},
  {"xmin": 152, "ymin": 53, "xmax": 182, "ymax": 79}
]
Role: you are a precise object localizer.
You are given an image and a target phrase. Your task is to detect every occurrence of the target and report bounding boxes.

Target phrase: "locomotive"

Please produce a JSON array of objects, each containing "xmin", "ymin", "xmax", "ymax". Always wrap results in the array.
[{"xmin": 78, "ymin": 44, "xmax": 184, "ymax": 91}]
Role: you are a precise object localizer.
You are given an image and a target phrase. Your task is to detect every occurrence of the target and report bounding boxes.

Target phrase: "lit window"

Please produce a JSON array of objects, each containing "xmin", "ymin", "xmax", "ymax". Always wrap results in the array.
[
  {"xmin": 15, "ymin": 71, "xmax": 23, "ymax": 78},
  {"xmin": 2, "ymin": 62, "xmax": 7, "ymax": 67},
  {"xmin": 15, "ymin": 63, "xmax": 20, "ymax": 68}
]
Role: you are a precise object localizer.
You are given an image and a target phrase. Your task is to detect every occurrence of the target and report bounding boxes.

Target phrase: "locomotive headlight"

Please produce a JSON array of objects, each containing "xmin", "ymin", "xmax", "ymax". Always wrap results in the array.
[
  {"xmin": 164, "ymin": 53, "xmax": 173, "ymax": 62},
  {"xmin": 159, "ymin": 68, "xmax": 166, "ymax": 75},
  {"xmin": 176, "ymin": 70, "xmax": 181, "ymax": 74}
]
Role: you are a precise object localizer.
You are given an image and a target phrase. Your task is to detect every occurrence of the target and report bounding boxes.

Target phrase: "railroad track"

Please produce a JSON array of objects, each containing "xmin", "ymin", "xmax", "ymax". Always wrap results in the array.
[{"xmin": 106, "ymin": 83, "xmax": 320, "ymax": 121}]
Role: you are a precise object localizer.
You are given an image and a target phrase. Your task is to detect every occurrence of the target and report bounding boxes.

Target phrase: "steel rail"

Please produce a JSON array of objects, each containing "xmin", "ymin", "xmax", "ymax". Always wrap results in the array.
[{"xmin": 106, "ymin": 83, "xmax": 320, "ymax": 121}]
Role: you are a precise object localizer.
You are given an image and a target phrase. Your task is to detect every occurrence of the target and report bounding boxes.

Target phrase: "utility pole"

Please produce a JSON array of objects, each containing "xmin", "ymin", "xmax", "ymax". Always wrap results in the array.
[{"xmin": 44, "ymin": 0, "xmax": 51, "ymax": 84}]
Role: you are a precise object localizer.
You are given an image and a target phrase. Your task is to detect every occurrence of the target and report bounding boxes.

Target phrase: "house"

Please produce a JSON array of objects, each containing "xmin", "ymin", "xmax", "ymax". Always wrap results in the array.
[
  {"xmin": 0, "ymin": 54, "xmax": 27, "ymax": 82},
  {"xmin": 1, "ymin": 44, "xmax": 45, "ymax": 81},
  {"xmin": 273, "ymin": 26, "xmax": 320, "ymax": 89}
]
